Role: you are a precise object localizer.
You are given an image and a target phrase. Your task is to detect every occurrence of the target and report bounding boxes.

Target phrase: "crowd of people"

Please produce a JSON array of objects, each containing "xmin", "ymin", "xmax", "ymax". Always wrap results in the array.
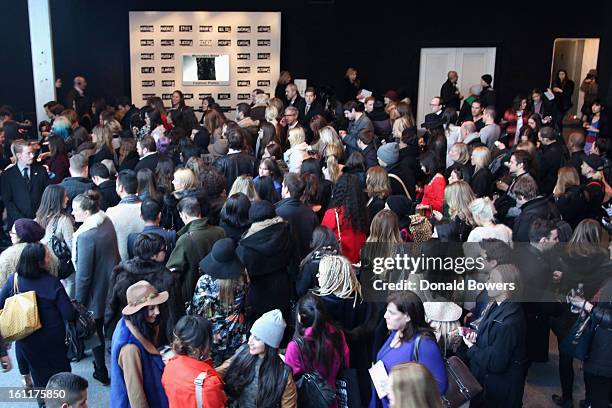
[{"xmin": 0, "ymin": 66, "xmax": 609, "ymax": 408}]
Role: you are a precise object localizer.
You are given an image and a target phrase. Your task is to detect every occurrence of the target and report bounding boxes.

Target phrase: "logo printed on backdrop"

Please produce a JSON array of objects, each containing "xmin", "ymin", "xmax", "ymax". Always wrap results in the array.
[
  {"xmin": 257, "ymin": 53, "xmax": 271, "ymax": 60},
  {"xmin": 198, "ymin": 93, "xmax": 213, "ymax": 100},
  {"xmin": 141, "ymin": 67, "xmax": 155, "ymax": 74},
  {"xmin": 199, "ymin": 39, "xmax": 213, "ymax": 47},
  {"xmin": 218, "ymin": 39, "xmax": 231, "ymax": 47},
  {"xmin": 237, "ymin": 40, "xmax": 251, "ymax": 47},
  {"xmin": 142, "ymin": 80, "xmax": 155, "ymax": 87},
  {"xmin": 179, "ymin": 25, "xmax": 193, "ymax": 32},
  {"xmin": 140, "ymin": 39, "xmax": 154, "ymax": 46},
  {"xmin": 140, "ymin": 25, "xmax": 154, "ymax": 32},
  {"xmin": 257, "ymin": 66, "xmax": 271, "ymax": 73},
  {"xmin": 162, "ymin": 94, "xmax": 173, "ymax": 100},
  {"xmin": 160, "ymin": 25, "xmax": 174, "ymax": 32},
  {"xmin": 161, "ymin": 53, "xmax": 175, "ymax": 60},
  {"xmin": 237, "ymin": 94, "xmax": 251, "ymax": 100},
  {"xmin": 162, "ymin": 80, "xmax": 175, "ymax": 87},
  {"xmin": 237, "ymin": 67, "xmax": 251, "ymax": 74},
  {"xmin": 257, "ymin": 80, "xmax": 271, "ymax": 87},
  {"xmin": 160, "ymin": 39, "xmax": 175, "ymax": 46},
  {"xmin": 257, "ymin": 39, "xmax": 271, "ymax": 47},
  {"xmin": 217, "ymin": 93, "xmax": 231, "ymax": 100},
  {"xmin": 237, "ymin": 26, "xmax": 251, "ymax": 33},
  {"xmin": 142, "ymin": 93, "xmax": 155, "ymax": 100},
  {"xmin": 140, "ymin": 53, "xmax": 154, "ymax": 60},
  {"xmin": 180, "ymin": 39, "xmax": 194, "ymax": 46},
  {"xmin": 199, "ymin": 25, "xmax": 212, "ymax": 32},
  {"xmin": 183, "ymin": 93, "xmax": 194, "ymax": 100},
  {"xmin": 161, "ymin": 66, "xmax": 175, "ymax": 74},
  {"xmin": 218, "ymin": 26, "xmax": 231, "ymax": 33},
  {"xmin": 237, "ymin": 53, "xmax": 251, "ymax": 60},
  {"xmin": 237, "ymin": 80, "xmax": 251, "ymax": 87},
  {"xmin": 257, "ymin": 26, "xmax": 271, "ymax": 33}
]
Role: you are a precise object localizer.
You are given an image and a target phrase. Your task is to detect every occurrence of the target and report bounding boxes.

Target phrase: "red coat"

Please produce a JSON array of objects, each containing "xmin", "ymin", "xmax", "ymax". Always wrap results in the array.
[
  {"xmin": 421, "ymin": 174, "xmax": 446, "ymax": 217},
  {"xmin": 321, "ymin": 206, "xmax": 366, "ymax": 264},
  {"xmin": 162, "ymin": 355, "xmax": 227, "ymax": 408}
]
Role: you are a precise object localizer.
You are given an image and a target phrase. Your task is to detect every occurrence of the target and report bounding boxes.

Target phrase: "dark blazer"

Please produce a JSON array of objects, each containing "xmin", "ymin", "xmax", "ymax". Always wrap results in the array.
[
  {"xmin": 512, "ymin": 196, "xmax": 560, "ymax": 242},
  {"xmin": 275, "ymin": 197, "xmax": 319, "ymax": 260},
  {"xmin": 74, "ymin": 214, "xmax": 121, "ymax": 319},
  {"xmin": 467, "ymin": 301, "xmax": 527, "ymax": 408},
  {"xmin": 537, "ymin": 141, "xmax": 566, "ymax": 196},
  {"xmin": 117, "ymin": 151, "xmax": 140, "ymax": 171},
  {"xmin": 288, "ymin": 95, "xmax": 307, "ymax": 123},
  {"xmin": 480, "ymin": 86, "xmax": 497, "ymax": 108},
  {"xmin": 301, "ymin": 101, "xmax": 325, "ymax": 127},
  {"xmin": 98, "ymin": 179, "xmax": 120, "ymax": 211},
  {"xmin": 1, "ymin": 163, "xmax": 49, "ymax": 228},
  {"xmin": 212, "ymin": 152, "xmax": 256, "ymax": 192},
  {"xmin": 554, "ymin": 185, "xmax": 587, "ymax": 229},
  {"xmin": 440, "ymin": 79, "xmax": 461, "ymax": 111},
  {"xmin": 134, "ymin": 152, "xmax": 160, "ymax": 173}
]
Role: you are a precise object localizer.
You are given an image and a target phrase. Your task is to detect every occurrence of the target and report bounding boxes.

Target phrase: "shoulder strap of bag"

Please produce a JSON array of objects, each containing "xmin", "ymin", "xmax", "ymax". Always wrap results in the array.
[
  {"xmin": 388, "ymin": 174, "xmax": 412, "ymax": 200},
  {"xmin": 186, "ymin": 231, "xmax": 205, "ymax": 263},
  {"xmin": 294, "ymin": 337, "xmax": 311, "ymax": 372},
  {"xmin": 13, "ymin": 274, "xmax": 19, "ymax": 295},
  {"xmin": 194, "ymin": 371, "xmax": 207, "ymax": 408},
  {"xmin": 412, "ymin": 335, "xmax": 421, "ymax": 362},
  {"xmin": 334, "ymin": 209, "xmax": 342, "ymax": 243}
]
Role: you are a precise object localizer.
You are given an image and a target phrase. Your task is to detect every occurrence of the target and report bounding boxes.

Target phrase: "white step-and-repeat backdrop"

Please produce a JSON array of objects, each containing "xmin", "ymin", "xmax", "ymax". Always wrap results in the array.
[{"xmin": 129, "ymin": 11, "xmax": 281, "ymax": 111}]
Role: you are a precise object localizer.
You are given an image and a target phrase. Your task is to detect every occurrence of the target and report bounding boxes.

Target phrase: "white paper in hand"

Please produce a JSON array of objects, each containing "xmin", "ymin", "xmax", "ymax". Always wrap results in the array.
[
  {"xmin": 544, "ymin": 90, "xmax": 555, "ymax": 101},
  {"xmin": 369, "ymin": 360, "xmax": 389, "ymax": 399}
]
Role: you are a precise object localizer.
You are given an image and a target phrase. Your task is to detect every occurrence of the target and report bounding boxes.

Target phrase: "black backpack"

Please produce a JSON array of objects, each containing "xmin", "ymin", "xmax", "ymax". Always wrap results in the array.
[
  {"xmin": 294, "ymin": 337, "xmax": 337, "ymax": 408},
  {"xmin": 50, "ymin": 218, "xmax": 75, "ymax": 280}
]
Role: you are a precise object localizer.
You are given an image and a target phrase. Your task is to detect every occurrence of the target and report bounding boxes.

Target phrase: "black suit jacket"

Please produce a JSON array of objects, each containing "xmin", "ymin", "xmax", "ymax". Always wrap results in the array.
[
  {"xmin": 1, "ymin": 164, "xmax": 48, "ymax": 228},
  {"xmin": 134, "ymin": 152, "xmax": 160, "ymax": 173},
  {"xmin": 301, "ymin": 101, "xmax": 325, "ymax": 126},
  {"xmin": 440, "ymin": 80, "xmax": 461, "ymax": 111},
  {"xmin": 288, "ymin": 95, "xmax": 307, "ymax": 123}
]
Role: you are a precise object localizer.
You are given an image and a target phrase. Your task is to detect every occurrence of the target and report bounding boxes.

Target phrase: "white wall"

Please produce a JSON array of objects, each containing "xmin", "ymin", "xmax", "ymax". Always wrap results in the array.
[{"xmin": 129, "ymin": 11, "xmax": 281, "ymax": 111}]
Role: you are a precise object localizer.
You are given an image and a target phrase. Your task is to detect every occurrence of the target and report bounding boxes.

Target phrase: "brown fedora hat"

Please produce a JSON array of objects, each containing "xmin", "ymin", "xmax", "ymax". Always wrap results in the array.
[{"xmin": 122, "ymin": 280, "xmax": 169, "ymax": 316}]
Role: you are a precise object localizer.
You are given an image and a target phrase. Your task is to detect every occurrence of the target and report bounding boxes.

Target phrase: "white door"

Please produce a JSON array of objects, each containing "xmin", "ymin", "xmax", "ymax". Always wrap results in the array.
[{"xmin": 417, "ymin": 47, "xmax": 496, "ymax": 126}]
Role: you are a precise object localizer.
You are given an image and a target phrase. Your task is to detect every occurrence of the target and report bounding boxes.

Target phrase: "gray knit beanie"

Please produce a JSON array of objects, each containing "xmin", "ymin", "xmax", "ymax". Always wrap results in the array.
[{"xmin": 250, "ymin": 309, "xmax": 286, "ymax": 349}]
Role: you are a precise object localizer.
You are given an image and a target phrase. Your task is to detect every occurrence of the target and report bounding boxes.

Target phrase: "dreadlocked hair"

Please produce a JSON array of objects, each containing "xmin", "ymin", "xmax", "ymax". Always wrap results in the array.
[
  {"xmin": 314, "ymin": 255, "xmax": 361, "ymax": 306},
  {"xmin": 330, "ymin": 173, "xmax": 368, "ymax": 233}
]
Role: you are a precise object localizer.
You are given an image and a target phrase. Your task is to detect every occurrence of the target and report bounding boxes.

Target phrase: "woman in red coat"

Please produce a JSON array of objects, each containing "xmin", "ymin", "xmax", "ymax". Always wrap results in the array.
[
  {"xmin": 321, "ymin": 173, "xmax": 368, "ymax": 264},
  {"xmin": 501, "ymin": 95, "xmax": 531, "ymax": 146},
  {"xmin": 416, "ymin": 152, "xmax": 446, "ymax": 218}
]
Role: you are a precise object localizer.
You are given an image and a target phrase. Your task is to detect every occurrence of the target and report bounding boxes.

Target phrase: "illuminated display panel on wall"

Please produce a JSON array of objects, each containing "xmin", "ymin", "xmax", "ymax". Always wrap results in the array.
[{"xmin": 182, "ymin": 54, "xmax": 230, "ymax": 85}]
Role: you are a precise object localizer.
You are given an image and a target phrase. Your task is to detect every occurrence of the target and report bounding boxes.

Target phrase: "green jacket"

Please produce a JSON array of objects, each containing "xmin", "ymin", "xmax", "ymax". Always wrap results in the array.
[{"xmin": 166, "ymin": 218, "xmax": 225, "ymax": 306}]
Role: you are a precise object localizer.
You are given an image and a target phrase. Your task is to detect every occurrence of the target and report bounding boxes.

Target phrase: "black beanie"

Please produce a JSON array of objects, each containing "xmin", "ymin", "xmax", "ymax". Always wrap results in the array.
[{"xmin": 249, "ymin": 200, "xmax": 276, "ymax": 223}]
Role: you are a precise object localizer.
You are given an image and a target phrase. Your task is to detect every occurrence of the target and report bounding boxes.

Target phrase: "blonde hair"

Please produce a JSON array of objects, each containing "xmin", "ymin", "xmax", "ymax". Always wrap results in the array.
[
  {"xmin": 319, "ymin": 126, "xmax": 342, "ymax": 151},
  {"xmin": 173, "ymin": 168, "xmax": 198, "ymax": 191},
  {"xmin": 366, "ymin": 166, "xmax": 391, "ymax": 199},
  {"xmin": 267, "ymin": 98, "xmax": 285, "ymax": 120},
  {"xmin": 389, "ymin": 363, "xmax": 443, "ymax": 408},
  {"xmin": 325, "ymin": 144, "xmax": 344, "ymax": 184},
  {"xmin": 92, "ymin": 125, "xmax": 113, "ymax": 152},
  {"xmin": 265, "ymin": 105, "xmax": 279, "ymax": 124},
  {"xmin": 469, "ymin": 197, "xmax": 496, "ymax": 225},
  {"xmin": 288, "ymin": 127, "xmax": 306, "ymax": 147},
  {"xmin": 553, "ymin": 166, "xmax": 580, "ymax": 198},
  {"xmin": 228, "ymin": 175, "xmax": 258, "ymax": 201},
  {"xmin": 314, "ymin": 255, "xmax": 361, "ymax": 303},
  {"xmin": 445, "ymin": 181, "xmax": 475, "ymax": 225},
  {"xmin": 471, "ymin": 146, "xmax": 491, "ymax": 172},
  {"xmin": 451, "ymin": 142, "xmax": 470, "ymax": 165}
]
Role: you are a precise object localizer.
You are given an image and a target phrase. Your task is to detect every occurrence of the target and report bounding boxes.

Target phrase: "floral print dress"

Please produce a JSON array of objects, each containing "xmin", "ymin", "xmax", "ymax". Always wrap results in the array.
[{"xmin": 187, "ymin": 274, "xmax": 248, "ymax": 365}]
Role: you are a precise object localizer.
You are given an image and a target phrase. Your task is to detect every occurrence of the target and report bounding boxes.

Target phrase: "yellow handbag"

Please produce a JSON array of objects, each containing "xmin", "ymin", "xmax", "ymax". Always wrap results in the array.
[{"xmin": 0, "ymin": 274, "xmax": 41, "ymax": 341}]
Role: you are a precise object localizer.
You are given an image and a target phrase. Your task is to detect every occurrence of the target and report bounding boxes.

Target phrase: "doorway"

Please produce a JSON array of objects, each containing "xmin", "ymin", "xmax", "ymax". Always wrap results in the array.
[
  {"xmin": 551, "ymin": 38, "xmax": 600, "ymax": 119},
  {"xmin": 417, "ymin": 47, "xmax": 496, "ymax": 126}
]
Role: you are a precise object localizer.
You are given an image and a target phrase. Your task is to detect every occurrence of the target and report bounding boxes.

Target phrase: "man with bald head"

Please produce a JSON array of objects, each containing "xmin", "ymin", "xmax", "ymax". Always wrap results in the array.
[
  {"xmin": 441, "ymin": 70, "xmax": 462, "ymax": 111},
  {"xmin": 460, "ymin": 121, "xmax": 481, "ymax": 146},
  {"xmin": 60, "ymin": 75, "xmax": 89, "ymax": 114},
  {"xmin": 566, "ymin": 131, "xmax": 587, "ymax": 176}
]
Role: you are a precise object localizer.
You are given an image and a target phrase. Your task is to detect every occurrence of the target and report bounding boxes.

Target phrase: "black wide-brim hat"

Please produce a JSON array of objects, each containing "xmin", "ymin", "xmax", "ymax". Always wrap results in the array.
[{"xmin": 199, "ymin": 238, "xmax": 244, "ymax": 280}]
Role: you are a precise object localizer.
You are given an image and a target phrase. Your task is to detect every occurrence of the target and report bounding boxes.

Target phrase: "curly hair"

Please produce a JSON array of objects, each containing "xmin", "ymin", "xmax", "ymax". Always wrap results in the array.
[
  {"xmin": 199, "ymin": 166, "xmax": 227, "ymax": 197},
  {"xmin": 331, "ymin": 173, "xmax": 368, "ymax": 233}
]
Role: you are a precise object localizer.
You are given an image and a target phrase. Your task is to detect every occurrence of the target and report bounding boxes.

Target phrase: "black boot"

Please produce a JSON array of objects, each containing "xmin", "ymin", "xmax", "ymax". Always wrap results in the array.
[{"xmin": 93, "ymin": 362, "xmax": 110, "ymax": 386}]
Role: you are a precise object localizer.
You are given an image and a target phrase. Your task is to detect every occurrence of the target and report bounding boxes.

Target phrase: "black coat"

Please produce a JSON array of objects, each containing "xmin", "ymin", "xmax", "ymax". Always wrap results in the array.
[
  {"xmin": 134, "ymin": 152, "xmax": 160, "ymax": 173},
  {"xmin": 567, "ymin": 150, "xmax": 587, "ymax": 176},
  {"xmin": 301, "ymin": 101, "xmax": 325, "ymax": 128},
  {"xmin": 513, "ymin": 196, "xmax": 560, "ymax": 242},
  {"xmin": 98, "ymin": 179, "xmax": 120, "ymax": 211},
  {"xmin": 1, "ymin": 164, "xmax": 49, "ymax": 228},
  {"xmin": 236, "ymin": 221, "xmax": 295, "ymax": 320},
  {"xmin": 361, "ymin": 144, "xmax": 378, "ymax": 169},
  {"xmin": 59, "ymin": 176, "xmax": 95, "ymax": 214},
  {"xmin": 440, "ymin": 79, "xmax": 461, "ymax": 111},
  {"xmin": 368, "ymin": 110, "xmax": 392, "ymax": 142},
  {"xmin": 120, "ymin": 105, "xmax": 139, "ymax": 132},
  {"xmin": 584, "ymin": 278, "xmax": 612, "ymax": 377},
  {"xmin": 219, "ymin": 220, "xmax": 249, "ymax": 246},
  {"xmin": 467, "ymin": 301, "xmax": 527, "ymax": 408},
  {"xmin": 162, "ymin": 189, "xmax": 208, "ymax": 231},
  {"xmin": 105, "ymin": 258, "xmax": 182, "ymax": 342},
  {"xmin": 471, "ymin": 168, "xmax": 493, "ymax": 198},
  {"xmin": 275, "ymin": 198, "xmax": 319, "ymax": 260},
  {"xmin": 554, "ymin": 185, "xmax": 588, "ymax": 229},
  {"xmin": 480, "ymin": 86, "xmax": 496, "ymax": 108},
  {"xmin": 537, "ymin": 142, "xmax": 566, "ymax": 196},
  {"xmin": 117, "ymin": 151, "xmax": 140, "ymax": 171},
  {"xmin": 212, "ymin": 152, "xmax": 256, "ymax": 192},
  {"xmin": 386, "ymin": 161, "xmax": 416, "ymax": 200},
  {"xmin": 296, "ymin": 247, "xmax": 338, "ymax": 297},
  {"xmin": 88, "ymin": 145, "xmax": 115, "ymax": 168},
  {"xmin": 445, "ymin": 161, "xmax": 474, "ymax": 184}
]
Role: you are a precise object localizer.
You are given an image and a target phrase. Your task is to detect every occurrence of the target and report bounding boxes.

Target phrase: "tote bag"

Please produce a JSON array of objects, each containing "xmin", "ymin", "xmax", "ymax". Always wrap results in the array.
[{"xmin": 0, "ymin": 275, "xmax": 42, "ymax": 341}]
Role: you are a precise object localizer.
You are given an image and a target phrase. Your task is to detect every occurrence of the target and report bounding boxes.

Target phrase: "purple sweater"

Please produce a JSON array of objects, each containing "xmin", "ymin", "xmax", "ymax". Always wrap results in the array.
[{"xmin": 369, "ymin": 331, "xmax": 448, "ymax": 408}]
